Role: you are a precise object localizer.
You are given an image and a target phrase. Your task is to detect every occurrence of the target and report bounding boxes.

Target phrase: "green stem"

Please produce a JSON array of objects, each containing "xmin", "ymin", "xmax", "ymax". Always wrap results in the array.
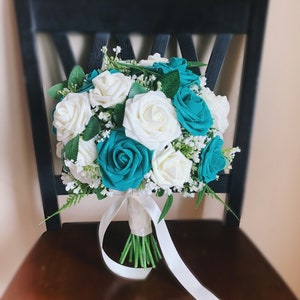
[
  {"xmin": 150, "ymin": 234, "xmax": 162, "ymax": 261},
  {"xmin": 115, "ymin": 61, "xmax": 161, "ymax": 76},
  {"xmin": 206, "ymin": 185, "xmax": 240, "ymax": 221},
  {"xmin": 144, "ymin": 237, "xmax": 156, "ymax": 268},
  {"xmin": 119, "ymin": 234, "xmax": 133, "ymax": 265},
  {"xmin": 119, "ymin": 233, "xmax": 162, "ymax": 269}
]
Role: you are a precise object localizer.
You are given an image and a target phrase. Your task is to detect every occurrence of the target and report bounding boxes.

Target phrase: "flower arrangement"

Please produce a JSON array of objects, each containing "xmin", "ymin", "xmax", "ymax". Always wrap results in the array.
[{"xmin": 47, "ymin": 46, "xmax": 240, "ymax": 270}]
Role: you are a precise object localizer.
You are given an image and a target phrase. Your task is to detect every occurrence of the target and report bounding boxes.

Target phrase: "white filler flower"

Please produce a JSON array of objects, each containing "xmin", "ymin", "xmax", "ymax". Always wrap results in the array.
[{"xmin": 123, "ymin": 91, "xmax": 182, "ymax": 150}]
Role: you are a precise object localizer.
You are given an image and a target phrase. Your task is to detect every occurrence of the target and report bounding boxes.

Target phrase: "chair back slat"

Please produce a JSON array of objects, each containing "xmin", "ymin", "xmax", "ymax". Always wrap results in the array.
[
  {"xmin": 115, "ymin": 34, "xmax": 136, "ymax": 60},
  {"xmin": 151, "ymin": 34, "xmax": 170, "ymax": 56},
  {"xmin": 51, "ymin": 32, "xmax": 76, "ymax": 77},
  {"xmin": 86, "ymin": 32, "xmax": 110, "ymax": 72},
  {"xmin": 205, "ymin": 34, "xmax": 233, "ymax": 90},
  {"xmin": 31, "ymin": 0, "xmax": 252, "ymax": 33},
  {"xmin": 14, "ymin": 0, "xmax": 269, "ymax": 229},
  {"xmin": 177, "ymin": 34, "xmax": 200, "ymax": 75}
]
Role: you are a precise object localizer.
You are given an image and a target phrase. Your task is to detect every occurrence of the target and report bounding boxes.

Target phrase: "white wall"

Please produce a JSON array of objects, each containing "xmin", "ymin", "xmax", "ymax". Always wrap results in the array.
[{"xmin": 0, "ymin": 0, "xmax": 299, "ymax": 298}]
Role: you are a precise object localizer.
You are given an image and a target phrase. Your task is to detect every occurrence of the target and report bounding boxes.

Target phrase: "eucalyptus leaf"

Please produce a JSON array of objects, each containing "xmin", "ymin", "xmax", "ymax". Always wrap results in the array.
[
  {"xmin": 113, "ymin": 103, "xmax": 126, "ymax": 127},
  {"xmin": 68, "ymin": 65, "xmax": 85, "ymax": 89},
  {"xmin": 64, "ymin": 134, "xmax": 79, "ymax": 161},
  {"xmin": 156, "ymin": 188, "xmax": 165, "ymax": 197},
  {"xmin": 187, "ymin": 61, "xmax": 207, "ymax": 68},
  {"xmin": 158, "ymin": 194, "xmax": 173, "ymax": 222},
  {"xmin": 196, "ymin": 185, "xmax": 207, "ymax": 208},
  {"xmin": 160, "ymin": 70, "xmax": 180, "ymax": 99},
  {"xmin": 82, "ymin": 116, "xmax": 100, "ymax": 141},
  {"xmin": 95, "ymin": 186, "xmax": 106, "ymax": 200},
  {"xmin": 47, "ymin": 81, "xmax": 67, "ymax": 100},
  {"xmin": 128, "ymin": 82, "xmax": 148, "ymax": 99}
]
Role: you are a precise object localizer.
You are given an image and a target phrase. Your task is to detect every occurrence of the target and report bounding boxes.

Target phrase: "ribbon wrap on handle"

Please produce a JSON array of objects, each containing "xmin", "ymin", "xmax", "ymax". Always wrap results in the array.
[
  {"xmin": 127, "ymin": 193, "xmax": 152, "ymax": 237},
  {"xmin": 98, "ymin": 190, "xmax": 219, "ymax": 300}
]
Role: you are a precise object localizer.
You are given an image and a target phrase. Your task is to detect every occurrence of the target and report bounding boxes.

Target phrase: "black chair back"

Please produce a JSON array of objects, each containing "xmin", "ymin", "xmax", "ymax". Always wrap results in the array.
[{"xmin": 14, "ymin": 0, "xmax": 269, "ymax": 230}]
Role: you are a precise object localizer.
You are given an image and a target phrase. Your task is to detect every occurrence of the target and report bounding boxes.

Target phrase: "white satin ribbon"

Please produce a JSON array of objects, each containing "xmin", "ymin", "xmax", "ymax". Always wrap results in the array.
[{"xmin": 98, "ymin": 190, "xmax": 219, "ymax": 300}]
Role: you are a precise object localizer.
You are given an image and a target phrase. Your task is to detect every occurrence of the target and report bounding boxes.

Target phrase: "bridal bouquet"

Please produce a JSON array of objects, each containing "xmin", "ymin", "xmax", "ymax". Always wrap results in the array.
[{"xmin": 48, "ymin": 46, "xmax": 239, "ymax": 271}]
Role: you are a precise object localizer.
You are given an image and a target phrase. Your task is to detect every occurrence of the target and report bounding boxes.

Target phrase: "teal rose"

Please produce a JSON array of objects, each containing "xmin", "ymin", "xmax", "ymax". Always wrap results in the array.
[
  {"xmin": 153, "ymin": 57, "xmax": 199, "ymax": 87},
  {"xmin": 96, "ymin": 128, "xmax": 153, "ymax": 191},
  {"xmin": 198, "ymin": 136, "xmax": 226, "ymax": 183},
  {"xmin": 173, "ymin": 87, "xmax": 213, "ymax": 136},
  {"xmin": 77, "ymin": 69, "xmax": 100, "ymax": 93}
]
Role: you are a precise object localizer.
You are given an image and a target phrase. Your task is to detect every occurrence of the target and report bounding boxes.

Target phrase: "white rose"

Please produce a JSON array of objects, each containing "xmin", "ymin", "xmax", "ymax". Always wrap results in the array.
[
  {"xmin": 77, "ymin": 138, "xmax": 97, "ymax": 166},
  {"xmin": 123, "ymin": 91, "xmax": 182, "ymax": 150},
  {"xmin": 151, "ymin": 145, "xmax": 192, "ymax": 189},
  {"xmin": 200, "ymin": 87, "xmax": 230, "ymax": 133},
  {"xmin": 66, "ymin": 161, "xmax": 100, "ymax": 187},
  {"xmin": 89, "ymin": 70, "xmax": 133, "ymax": 108},
  {"xmin": 138, "ymin": 53, "xmax": 169, "ymax": 66},
  {"xmin": 65, "ymin": 138, "xmax": 99, "ymax": 187},
  {"xmin": 53, "ymin": 92, "xmax": 92, "ymax": 144}
]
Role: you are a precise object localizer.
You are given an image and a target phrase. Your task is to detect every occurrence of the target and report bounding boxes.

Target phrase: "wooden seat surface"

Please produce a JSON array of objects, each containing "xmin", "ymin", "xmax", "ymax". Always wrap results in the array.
[{"xmin": 2, "ymin": 220, "xmax": 297, "ymax": 300}]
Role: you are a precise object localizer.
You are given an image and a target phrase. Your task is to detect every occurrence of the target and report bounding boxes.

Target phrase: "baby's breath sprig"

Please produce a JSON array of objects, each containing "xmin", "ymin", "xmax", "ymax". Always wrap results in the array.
[
  {"xmin": 101, "ymin": 46, "xmax": 161, "ymax": 79},
  {"xmin": 223, "ymin": 147, "xmax": 241, "ymax": 171}
]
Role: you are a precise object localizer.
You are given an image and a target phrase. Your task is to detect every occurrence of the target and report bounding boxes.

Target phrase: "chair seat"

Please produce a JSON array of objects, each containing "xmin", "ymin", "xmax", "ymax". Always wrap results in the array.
[{"xmin": 2, "ymin": 220, "xmax": 296, "ymax": 300}]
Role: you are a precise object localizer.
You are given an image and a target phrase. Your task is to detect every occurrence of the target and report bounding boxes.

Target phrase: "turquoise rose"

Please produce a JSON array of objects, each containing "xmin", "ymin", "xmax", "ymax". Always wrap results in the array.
[
  {"xmin": 173, "ymin": 87, "xmax": 213, "ymax": 136},
  {"xmin": 77, "ymin": 69, "xmax": 100, "ymax": 93},
  {"xmin": 152, "ymin": 57, "xmax": 199, "ymax": 87},
  {"xmin": 96, "ymin": 128, "xmax": 153, "ymax": 191},
  {"xmin": 198, "ymin": 136, "xmax": 226, "ymax": 183}
]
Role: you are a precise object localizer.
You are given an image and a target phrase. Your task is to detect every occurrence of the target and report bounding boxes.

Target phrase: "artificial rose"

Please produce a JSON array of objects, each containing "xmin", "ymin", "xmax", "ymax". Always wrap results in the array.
[
  {"xmin": 153, "ymin": 57, "xmax": 199, "ymax": 87},
  {"xmin": 198, "ymin": 135, "xmax": 226, "ymax": 183},
  {"xmin": 53, "ymin": 92, "xmax": 92, "ymax": 144},
  {"xmin": 151, "ymin": 145, "xmax": 192, "ymax": 189},
  {"xmin": 64, "ymin": 137, "xmax": 99, "ymax": 187},
  {"xmin": 66, "ymin": 161, "xmax": 100, "ymax": 188},
  {"xmin": 173, "ymin": 87, "xmax": 213, "ymax": 136},
  {"xmin": 200, "ymin": 87, "xmax": 230, "ymax": 134},
  {"xmin": 77, "ymin": 69, "xmax": 100, "ymax": 93},
  {"xmin": 76, "ymin": 137, "xmax": 98, "ymax": 166},
  {"xmin": 96, "ymin": 128, "xmax": 153, "ymax": 191},
  {"xmin": 89, "ymin": 70, "xmax": 133, "ymax": 108},
  {"xmin": 138, "ymin": 53, "xmax": 169, "ymax": 66},
  {"xmin": 123, "ymin": 91, "xmax": 182, "ymax": 151}
]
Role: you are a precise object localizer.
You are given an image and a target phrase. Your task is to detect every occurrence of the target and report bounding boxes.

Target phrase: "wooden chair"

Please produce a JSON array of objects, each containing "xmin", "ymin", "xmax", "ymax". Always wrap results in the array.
[{"xmin": 3, "ymin": 0, "xmax": 297, "ymax": 299}]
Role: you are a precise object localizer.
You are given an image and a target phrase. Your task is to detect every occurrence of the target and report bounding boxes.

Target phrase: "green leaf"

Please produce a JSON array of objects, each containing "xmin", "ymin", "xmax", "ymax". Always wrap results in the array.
[
  {"xmin": 187, "ymin": 61, "xmax": 207, "ymax": 68},
  {"xmin": 47, "ymin": 81, "xmax": 67, "ymax": 100},
  {"xmin": 158, "ymin": 194, "xmax": 173, "ymax": 222},
  {"xmin": 128, "ymin": 82, "xmax": 148, "ymax": 99},
  {"xmin": 156, "ymin": 188, "xmax": 165, "ymax": 197},
  {"xmin": 82, "ymin": 116, "xmax": 101, "ymax": 141},
  {"xmin": 196, "ymin": 185, "xmax": 207, "ymax": 208},
  {"xmin": 94, "ymin": 186, "xmax": 106, "ymax": 200},
  {"xmin": 68, "ymin": 65, "xmax": 85, "ymax": 89},
  {"xmin": 113, "ymin": 103, "xmax": 126, "ymax": 127},
  {"xmin": 40, "ymin": 192, "xmax": 84, "ymax": 224},
  {"xmin": 206, "ymin": 185, "xmax": 240, "ymax": 221},
  {"xmin": 64, "ymin": 134, "xmax": 79, "ymax": 161},
  {"xmin": 160, "ymin": 70, "xmax": 180, "ymax": 99}
]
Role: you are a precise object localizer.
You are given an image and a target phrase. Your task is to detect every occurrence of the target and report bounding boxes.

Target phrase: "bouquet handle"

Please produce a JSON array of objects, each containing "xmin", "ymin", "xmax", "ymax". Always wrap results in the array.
[{"xmin": 98, "ymin": 190, "xmax": 219, "ymax": 300}]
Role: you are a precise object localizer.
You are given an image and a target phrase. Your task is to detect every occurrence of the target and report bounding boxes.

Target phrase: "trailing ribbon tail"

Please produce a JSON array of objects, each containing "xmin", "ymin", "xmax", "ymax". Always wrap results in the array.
[{"xmin": 98, "ymin": 190, "xmax": 219, "ymax": 299}]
